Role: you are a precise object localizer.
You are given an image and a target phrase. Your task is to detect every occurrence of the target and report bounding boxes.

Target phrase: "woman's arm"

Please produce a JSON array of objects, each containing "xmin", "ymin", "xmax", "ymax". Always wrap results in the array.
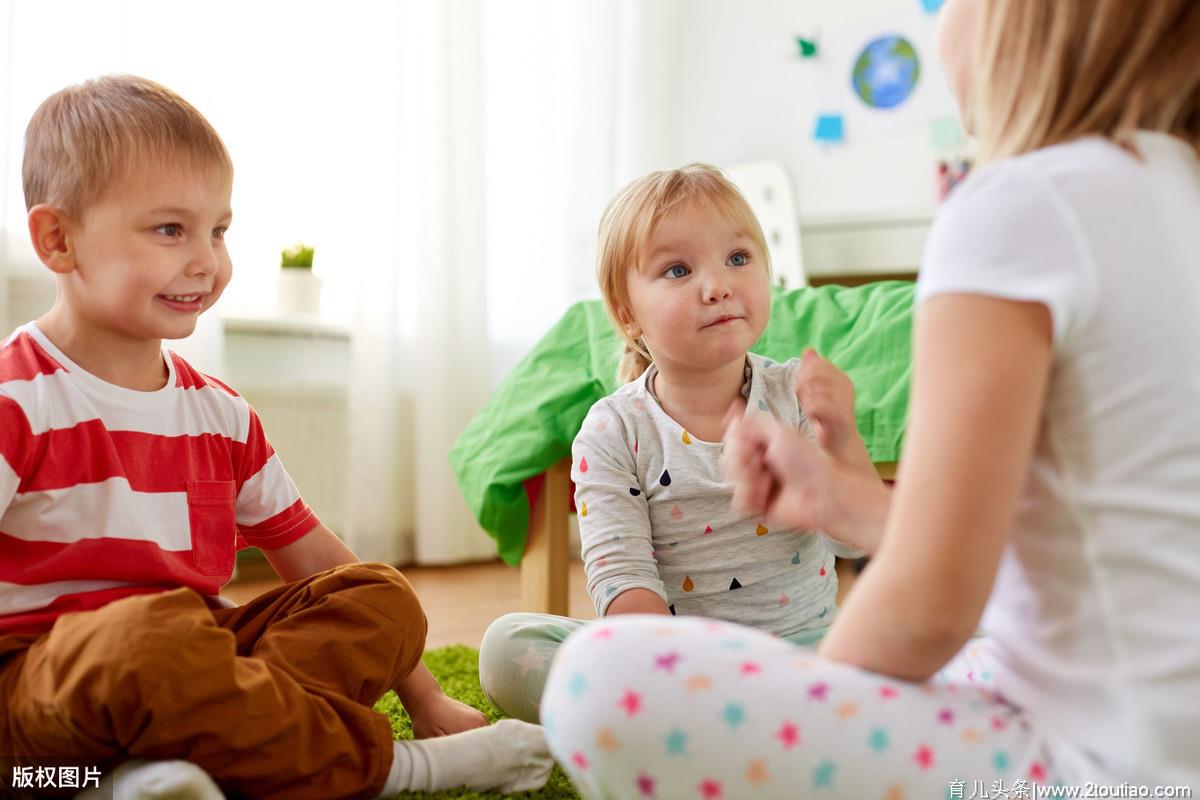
[{"xmin": 817, "ymin": 294, "xmax": 1053, "ymax": 680}]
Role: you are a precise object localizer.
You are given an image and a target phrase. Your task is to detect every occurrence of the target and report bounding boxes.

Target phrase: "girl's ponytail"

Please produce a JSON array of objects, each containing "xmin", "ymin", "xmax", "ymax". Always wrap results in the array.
[{"xmin": 617, "ymin": 339, "xmax": 652, "ymax": 384}]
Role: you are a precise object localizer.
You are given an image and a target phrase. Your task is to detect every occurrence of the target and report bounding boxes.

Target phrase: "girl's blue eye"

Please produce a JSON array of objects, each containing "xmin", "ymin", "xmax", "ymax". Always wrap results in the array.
[
  {"xmin": 728, "ymin": 251, "xmax": 749, "ymax": 267},
  {"xmin": 666, "ymin": 264, "xmax": 690, "ymax": 279},
  {"xmin": 212, "ymin": 226, "xmax": 228, "ymax": 241},
  {"xmin": 156, "ymin": 224, "xmax": 183, "ymax": 237}
]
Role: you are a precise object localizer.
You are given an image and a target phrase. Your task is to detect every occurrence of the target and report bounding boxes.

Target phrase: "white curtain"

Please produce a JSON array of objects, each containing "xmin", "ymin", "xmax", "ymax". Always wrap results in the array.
[
  {"xmin": 0, "ymin": 0, "xmax": 677, "ymax": 565},
  {"xmin": 343, "ymin": 0, "xmax": 493, "ymax": 565},
  {"xmin": 344, "ymin": 0, "xmax": 674, "ymax": 564}
]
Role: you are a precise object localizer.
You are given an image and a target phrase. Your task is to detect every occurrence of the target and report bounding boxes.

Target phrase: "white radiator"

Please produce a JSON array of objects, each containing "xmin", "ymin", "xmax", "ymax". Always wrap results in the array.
[{"xmin": 238, "ymin": 385, "xmax": 349, "ymax": 533}]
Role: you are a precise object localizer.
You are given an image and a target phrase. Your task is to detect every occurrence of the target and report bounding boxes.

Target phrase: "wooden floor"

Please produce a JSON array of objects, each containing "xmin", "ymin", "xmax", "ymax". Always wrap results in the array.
[
  {"xmin": 225, "ymin": 560, "xmax": 596, "ymax": 650},
  {"xmin": 226, "ymin": 558, "xmax": 858, "ymax": 650}
]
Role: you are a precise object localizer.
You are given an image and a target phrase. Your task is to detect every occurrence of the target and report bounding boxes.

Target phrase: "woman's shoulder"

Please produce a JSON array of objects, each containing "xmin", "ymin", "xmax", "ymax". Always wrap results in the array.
[{"xmin": 945, "ymin": 134, "xmax": 1157, "ymax": 220}]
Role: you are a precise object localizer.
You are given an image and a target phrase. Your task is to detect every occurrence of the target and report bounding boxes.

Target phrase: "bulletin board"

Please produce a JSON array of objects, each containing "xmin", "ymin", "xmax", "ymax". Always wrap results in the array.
[{"xmin": 786, "ymin": 0, "xmax": 971, "ymax": 221}]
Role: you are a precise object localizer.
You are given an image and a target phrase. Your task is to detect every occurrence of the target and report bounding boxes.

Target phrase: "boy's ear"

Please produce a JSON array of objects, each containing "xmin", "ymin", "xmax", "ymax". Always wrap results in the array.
[{"xmin": 27, "ymin": 204, "xmax": 77, "ymax": 275}]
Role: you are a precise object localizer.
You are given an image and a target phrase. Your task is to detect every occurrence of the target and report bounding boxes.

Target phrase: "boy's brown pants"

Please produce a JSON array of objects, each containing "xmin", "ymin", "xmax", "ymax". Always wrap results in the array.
[{"xmin": 0, "ymin": 562, "xmax": 426, "ymax": 800}]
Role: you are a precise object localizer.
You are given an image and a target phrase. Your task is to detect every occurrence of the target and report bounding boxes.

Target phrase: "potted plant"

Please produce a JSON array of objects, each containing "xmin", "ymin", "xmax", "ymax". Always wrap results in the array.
[{"xmin": 277, "ymin": 243, "xmax": 322, "ymax": 314}]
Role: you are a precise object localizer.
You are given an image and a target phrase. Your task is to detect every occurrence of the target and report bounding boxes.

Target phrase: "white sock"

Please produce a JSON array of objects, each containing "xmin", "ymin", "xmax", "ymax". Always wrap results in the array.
[
  {"xmin": 75, "ymin": 760, "xmax": 223, "ymax": 800},
  {"xmin": 378, "ymin": 718, "xmax": 554, "ymax": 797}
]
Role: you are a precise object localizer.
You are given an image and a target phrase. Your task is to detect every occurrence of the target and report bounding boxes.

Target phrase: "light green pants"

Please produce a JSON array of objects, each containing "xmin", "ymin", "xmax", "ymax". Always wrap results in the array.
[{"xmin": 478, "ymin": 612, "xmax": 830, "ymax": 723}]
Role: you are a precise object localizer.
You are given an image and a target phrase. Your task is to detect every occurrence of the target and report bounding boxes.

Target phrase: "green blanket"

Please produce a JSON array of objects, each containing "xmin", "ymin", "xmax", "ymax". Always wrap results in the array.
[{"xmin": 449, "ymin": 282, "xmax": 915, "ymax": 566}]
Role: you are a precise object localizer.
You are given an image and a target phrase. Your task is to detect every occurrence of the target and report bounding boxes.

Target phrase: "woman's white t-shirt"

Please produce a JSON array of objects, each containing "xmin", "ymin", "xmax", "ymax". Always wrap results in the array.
[{"xmin": 917, "ymin": 132, "xmax": 1200, "ymax": 786}]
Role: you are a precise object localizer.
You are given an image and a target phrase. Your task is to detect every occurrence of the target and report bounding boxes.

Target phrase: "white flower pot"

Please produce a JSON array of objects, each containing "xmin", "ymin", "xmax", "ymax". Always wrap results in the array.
[{"xmin": 277, "ymin": 269, "xmax": 322, "ymax": 315}]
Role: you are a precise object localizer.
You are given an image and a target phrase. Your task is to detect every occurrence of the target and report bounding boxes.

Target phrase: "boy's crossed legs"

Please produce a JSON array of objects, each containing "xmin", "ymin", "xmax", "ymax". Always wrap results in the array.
[{"xmin": 0, "ymin": 563, "xmax": 551, "ymax": 799}]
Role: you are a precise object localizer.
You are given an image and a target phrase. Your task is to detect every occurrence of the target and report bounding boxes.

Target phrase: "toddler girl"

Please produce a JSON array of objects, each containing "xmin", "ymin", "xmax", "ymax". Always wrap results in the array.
[{"xmin": 479, "ymin": 164, "xmax": 877, "ymax": 722}]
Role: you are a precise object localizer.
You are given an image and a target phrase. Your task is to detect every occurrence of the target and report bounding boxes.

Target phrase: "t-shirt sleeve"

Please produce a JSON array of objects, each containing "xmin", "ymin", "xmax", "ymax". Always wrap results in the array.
[
  {"xmin": 917, "ymin": 162, "xmax": 1098, "ymax": 351},
  {"xmin": 573, "ymin": 400, "xmax": 668, "ymax": 616},
  {"xmin": 233, "ymin": 405, "xmax": 319, "ymax": 550}
]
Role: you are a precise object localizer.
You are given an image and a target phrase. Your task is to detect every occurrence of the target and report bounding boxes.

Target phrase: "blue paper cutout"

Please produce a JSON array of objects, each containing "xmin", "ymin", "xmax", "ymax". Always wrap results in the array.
[{"xmin": 813, "ymin": 114, "xmax": 845, "ymax": 143}]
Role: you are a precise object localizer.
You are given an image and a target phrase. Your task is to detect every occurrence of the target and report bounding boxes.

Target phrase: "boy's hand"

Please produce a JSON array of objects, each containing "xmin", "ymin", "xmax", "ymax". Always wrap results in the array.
[
  {"xmin": 408, "ymin": 692, "xmax": 490, "ymax": 738},
  {"xmin": 795, "ymin": 349, "xmax": 874, "ymax": 474}
]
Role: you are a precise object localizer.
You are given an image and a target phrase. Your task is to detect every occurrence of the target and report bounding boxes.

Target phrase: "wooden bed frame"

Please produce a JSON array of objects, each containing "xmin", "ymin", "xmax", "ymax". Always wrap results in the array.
[{"xmin": 519, "ymin": 457, "xmax": 897, "ymax": 615}]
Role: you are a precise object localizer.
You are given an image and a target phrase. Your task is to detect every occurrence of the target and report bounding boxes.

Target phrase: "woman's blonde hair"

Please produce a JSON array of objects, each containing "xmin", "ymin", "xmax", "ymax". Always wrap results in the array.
[
  {"xmin": 596, "ymin": 164, "xmax": 770, "ymax": 383},
  {"xmin": 23, "ymin": 74, "xmax": 233, "ymax": 217},
  {"xmin": 968, "ymin": 0, "xmax": 1200, "ymax": 163}
]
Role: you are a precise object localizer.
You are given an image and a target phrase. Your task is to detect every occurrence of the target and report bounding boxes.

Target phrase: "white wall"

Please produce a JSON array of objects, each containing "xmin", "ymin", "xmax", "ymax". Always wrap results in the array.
[{"xmin": 619, "ymin": 0, "xmax": 961, "ymax": 275}]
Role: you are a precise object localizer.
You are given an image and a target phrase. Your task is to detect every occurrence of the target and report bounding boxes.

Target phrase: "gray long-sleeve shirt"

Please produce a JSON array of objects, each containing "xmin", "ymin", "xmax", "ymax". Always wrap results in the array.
[{"xmin": 572, "ymin": 353, "xmax": 860, "ymax": 638}]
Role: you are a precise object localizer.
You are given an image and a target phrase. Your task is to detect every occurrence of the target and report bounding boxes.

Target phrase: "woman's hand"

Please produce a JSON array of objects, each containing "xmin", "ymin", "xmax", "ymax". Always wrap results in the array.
[
  {"xmin": 794, "ymin": 349, "xmax": 875, "ymax": 475},
  {"xmin": 723, "ymin": 410, "xmax": 837, "ymax": 532},
  {"xmin": 723, "ymin": 399, "xmax": 890, "ymax": 554}
]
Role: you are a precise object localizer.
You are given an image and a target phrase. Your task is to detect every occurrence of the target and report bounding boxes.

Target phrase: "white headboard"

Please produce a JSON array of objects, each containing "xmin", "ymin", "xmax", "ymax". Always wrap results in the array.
[{"xmin": 725, "ymin": 161, "xmax": 807, "ymax": 289}]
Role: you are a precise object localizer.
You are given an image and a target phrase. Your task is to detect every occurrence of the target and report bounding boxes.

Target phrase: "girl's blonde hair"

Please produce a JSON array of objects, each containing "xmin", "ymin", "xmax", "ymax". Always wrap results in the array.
[
  {"xmin": 596, "ymin": 164, "xmax": 770, "ymax": 383},
  {"xmin": 23, "ymin": 75, "xmax": 233, "ymax": 217},
  {"xmin": 968, "ymin": 0, "xmax": 1200, "ymax": 163}
]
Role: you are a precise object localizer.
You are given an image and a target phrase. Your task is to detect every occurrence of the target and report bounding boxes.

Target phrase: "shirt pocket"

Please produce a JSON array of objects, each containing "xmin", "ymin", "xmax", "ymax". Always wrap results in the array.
[{"xmin": 186, "ymin": 480, "xmax": 238, "ymax": 577}]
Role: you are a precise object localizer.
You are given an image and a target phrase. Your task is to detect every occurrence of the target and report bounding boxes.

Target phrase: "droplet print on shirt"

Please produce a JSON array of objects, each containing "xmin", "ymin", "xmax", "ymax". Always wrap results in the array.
[
  {"xmin": 668, "ymin": 604, "xmax": 677, "ymax": 615},
  {"xmin": 756, "ymin": 524, "xmax": 769, "ymax": 536},
  {"xmin": 580, "ymin": 502, "xmax": 588, "ymax": 518},
  {"xmin": 819, "ymin": 564, "xmax": 826, "ymax": 577},
  {"xmin": 683, "ymin": 576, "xmax": 695, "ymax": 592},
  {"xmin": 671, "ymin": 504, "xmax": 683, "ymax": 521},
  {"xmin": 629, "ymin": 487, "xmax": 641, "ymax": 497},
  {"xmin": 729, "ymin": 578, "xmax": 743, "ymax": 590},
  {"xmin": 580, "ymin": 456, "xmax": 589, "ymax": 473},
  {"xmin": 682, "ymin": 430, "xmax": 692, "ymax": 445},
  {"xmin": 703, "ymin": 524, "xmax": 714, "ymax": 535},
  {"xmin": 634, "ymin": 440, "xmax": 639, "ymax": 454},
  {"xmin": 758, "ymin": 399, "xmax": 769, "ymax": 412},
  {"xmin": 791, "ymin": 552, "xmax": 801, "ymax": 565},
  {"xmin": 779, "ymin": 592, "xmax": 791, "ymax": 607},
  {"xmin": 659, "ymin": 470, "xmax": 672, "ymax": 487}
]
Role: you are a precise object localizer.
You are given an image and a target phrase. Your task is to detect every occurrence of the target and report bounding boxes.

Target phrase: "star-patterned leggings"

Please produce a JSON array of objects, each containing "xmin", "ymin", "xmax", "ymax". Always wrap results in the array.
[
  {"xmin": 540, "ymin": 615, "xmax": 1068, "ymax": 800},
  {"xmin": 479, "ymin": 612, "xmax": 827, "ymax": 723}
]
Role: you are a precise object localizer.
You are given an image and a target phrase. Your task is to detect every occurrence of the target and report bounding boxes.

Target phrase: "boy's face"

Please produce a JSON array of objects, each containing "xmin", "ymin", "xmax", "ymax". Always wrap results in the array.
[
  {"xmin": 622, "ymin": 200, "xmax": 770, "ymax": 377},
  {"xmin": 59, "ymin": 160, "xmax": 233, "ymax": 342}
]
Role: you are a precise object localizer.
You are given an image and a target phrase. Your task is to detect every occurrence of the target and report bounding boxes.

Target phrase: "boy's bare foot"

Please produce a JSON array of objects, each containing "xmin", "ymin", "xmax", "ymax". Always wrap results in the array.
[{"xmin": 409, "ymin": 692, "xmax": 489, "ymax": 738}]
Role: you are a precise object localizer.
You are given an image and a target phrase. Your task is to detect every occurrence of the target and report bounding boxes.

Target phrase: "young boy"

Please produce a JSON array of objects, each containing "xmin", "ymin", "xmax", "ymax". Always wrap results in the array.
[{"xmin": 0, "ymin": 75, "xmax": 552, "ymax": 800}]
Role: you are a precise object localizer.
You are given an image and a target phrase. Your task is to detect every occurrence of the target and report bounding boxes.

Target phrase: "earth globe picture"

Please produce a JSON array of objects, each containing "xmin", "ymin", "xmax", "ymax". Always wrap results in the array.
[{"xmin": 852, "ymin": 34, "xmax": 920, "ymax": 109}]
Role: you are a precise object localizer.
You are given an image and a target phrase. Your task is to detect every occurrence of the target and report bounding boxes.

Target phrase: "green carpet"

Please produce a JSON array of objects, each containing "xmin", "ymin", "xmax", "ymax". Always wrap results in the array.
[{"xmin": 374, "ymin": 645, "xmax": 581, "ymax": 799}]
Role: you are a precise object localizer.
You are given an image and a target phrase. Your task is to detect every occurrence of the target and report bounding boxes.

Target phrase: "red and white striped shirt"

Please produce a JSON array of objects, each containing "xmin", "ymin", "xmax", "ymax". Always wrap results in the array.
[{"xmin": 0, "ymin": 323, "xmax": 319, "ymax": 635}]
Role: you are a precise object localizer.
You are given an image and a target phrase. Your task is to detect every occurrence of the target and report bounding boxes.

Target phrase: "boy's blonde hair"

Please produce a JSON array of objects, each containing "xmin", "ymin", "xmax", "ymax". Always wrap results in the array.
[
  {"xmin": 23, "ymin": 75, "xmax": 233, "ymax": 216},
  {"xmin": 597, "ymin": 164, "xmax": 770, "ymax": 383},
  {"xmin": 969, "ymin": 0, "xmax": 1200, "ymax": 162}
]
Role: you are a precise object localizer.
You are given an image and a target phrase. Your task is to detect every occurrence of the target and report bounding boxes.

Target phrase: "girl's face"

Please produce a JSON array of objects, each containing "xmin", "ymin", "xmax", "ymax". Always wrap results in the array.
[
  {"xmin": 938, "ymin": 0, "xmax": 981, "ymax": 116},
  {"xmin": 620, "ymin": 200, "xmax": 770, "ymax": 378}
]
